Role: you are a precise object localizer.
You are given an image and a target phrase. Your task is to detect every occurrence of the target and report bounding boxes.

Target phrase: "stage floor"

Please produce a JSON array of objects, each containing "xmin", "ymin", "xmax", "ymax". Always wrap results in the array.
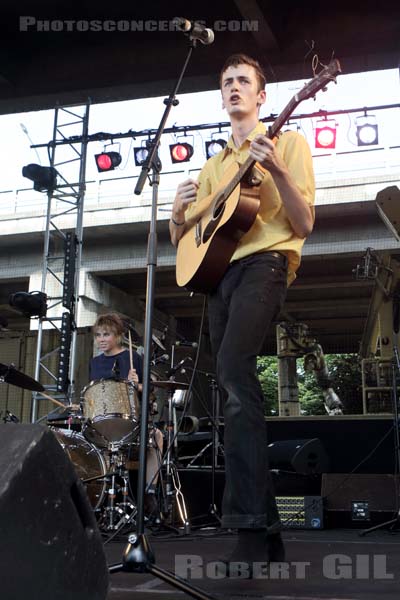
[{"xmin": 105, "ymin": 526, "xmax": 400, "ymax": 599}]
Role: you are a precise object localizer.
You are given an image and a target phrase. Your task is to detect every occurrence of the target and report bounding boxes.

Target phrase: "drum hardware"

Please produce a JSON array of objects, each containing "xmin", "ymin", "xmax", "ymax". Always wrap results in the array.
[
  {"xmin": 160, "ymin": 379, "xmax": 191, "ymax": 531},
  {"xmin": 151, "ymin": 380, "xmax": 189, "ymax": 390},
  {"xmin": 171, "ymin": 463, "xmax": 190, "ymax": 534},
  {"xmin": 99, "ymin": 426, "xmax": 166, "ymax": 537},
  {"xmin": 2, "ymin": 409, "xmax": 20, "ymax": 423},
  {"xmin": 178, "ymin": 415, "xmax": 199, "ymax": 435},
  {"xmin": 101, "ymin": 448, "xmax": 137, "ymax": 531}
]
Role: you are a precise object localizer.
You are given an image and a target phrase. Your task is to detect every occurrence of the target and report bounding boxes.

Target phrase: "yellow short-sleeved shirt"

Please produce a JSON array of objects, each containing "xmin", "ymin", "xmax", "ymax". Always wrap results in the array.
[{"xmin": 190, "ymin": 122, "xmax": 315, "ymax": 285}]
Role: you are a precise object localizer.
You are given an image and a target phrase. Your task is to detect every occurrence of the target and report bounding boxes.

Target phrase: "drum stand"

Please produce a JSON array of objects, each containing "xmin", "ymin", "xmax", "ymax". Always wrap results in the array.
[
  {"xmin": 162, "ymin": 385, "xmax": 190, "ymax": 532},
  {"xmin": 102, "ymin": 446, "xmax": 137, "ymax": 531}
]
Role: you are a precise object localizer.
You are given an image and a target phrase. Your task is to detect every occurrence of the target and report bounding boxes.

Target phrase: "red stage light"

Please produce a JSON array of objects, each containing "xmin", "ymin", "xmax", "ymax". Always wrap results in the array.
[
  {"xmin": 169, "ymin": 142, "xmax": 194, "ymax": 163},
  {"xmin": 315, "ymin": 121, "xmax": 337, "ymax": 149},
  {"xmin": 94, "ymin": 151, "xmax": 122, "ymax": 172}
]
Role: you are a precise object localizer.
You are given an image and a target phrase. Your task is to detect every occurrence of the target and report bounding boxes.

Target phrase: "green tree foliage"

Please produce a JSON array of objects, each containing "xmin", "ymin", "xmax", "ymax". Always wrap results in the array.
[
  {"xmin": 257, "ymin": 353, "xmax": 362, "ymax": 416},
  {"xmin": 257, "ymin": 356, "xmax": 279, "ymax": 415}
]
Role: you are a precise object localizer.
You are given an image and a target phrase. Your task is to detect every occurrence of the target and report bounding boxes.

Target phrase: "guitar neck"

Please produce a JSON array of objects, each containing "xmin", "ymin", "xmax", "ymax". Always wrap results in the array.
[{"xmin": 225, "ymin": 95, "xmax": 299, "ymax": 193}]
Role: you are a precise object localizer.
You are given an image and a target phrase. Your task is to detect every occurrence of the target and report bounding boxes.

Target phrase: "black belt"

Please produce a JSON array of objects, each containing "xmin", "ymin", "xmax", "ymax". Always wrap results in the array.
[
  {"xmin": 230, "ymin": 250, "xmax": 288, "ymax": 268},
  {"xmin": 264, "ymin": 250, "xmax": 288, "ymax": 266}
]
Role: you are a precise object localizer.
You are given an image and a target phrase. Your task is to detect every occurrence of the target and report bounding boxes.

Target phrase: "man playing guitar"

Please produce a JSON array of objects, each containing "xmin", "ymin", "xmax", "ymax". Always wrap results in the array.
[{"xmin": 170, "ymin": 54, "xmax": 315, "ymax": 575}]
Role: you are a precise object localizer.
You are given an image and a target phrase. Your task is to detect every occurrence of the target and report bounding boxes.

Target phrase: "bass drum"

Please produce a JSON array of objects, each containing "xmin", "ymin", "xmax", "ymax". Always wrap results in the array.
[{"xmin": 50, "ymin": 428, "xmax": 106, "ymax": 510}]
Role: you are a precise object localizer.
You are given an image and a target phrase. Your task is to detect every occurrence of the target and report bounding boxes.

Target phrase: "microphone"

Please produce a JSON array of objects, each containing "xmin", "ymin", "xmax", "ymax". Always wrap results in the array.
[
  {"xmin": 172, "ymin": 17, "xmax": 214, "ymax": 45},
  {"xmin": 112, "ymin": 358, "xmax": 121, "ymax": 378},
  {"xmin": 175, "ymin": 340, "xmax": 198, "ymax": 348},
  {"xmin": 166, "ymin": 357, "xmax": 192, "ymax": 378},
  {"xmin": 151, "ymin": 353, "xmax": 170, "ymax": 366}
]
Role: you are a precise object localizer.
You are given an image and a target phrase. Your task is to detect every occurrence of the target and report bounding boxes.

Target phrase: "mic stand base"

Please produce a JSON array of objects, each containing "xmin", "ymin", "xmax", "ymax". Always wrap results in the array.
[{"xmin": 109, "ymin": 533, "xmax": 213, "ymax": 599}]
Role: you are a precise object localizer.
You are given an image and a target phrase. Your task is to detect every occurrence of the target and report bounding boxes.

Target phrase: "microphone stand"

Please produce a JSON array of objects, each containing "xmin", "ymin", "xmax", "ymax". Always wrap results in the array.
[{"xmin": 108, "ymin": 39, "xmax": 216, "ymax": 600}]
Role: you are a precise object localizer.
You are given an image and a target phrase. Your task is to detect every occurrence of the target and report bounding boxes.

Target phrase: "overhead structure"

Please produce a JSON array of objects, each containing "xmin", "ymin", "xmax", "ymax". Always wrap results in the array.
[{"xmin": 0, "ymin": 2, "xmax": 399, "ymax": 115}]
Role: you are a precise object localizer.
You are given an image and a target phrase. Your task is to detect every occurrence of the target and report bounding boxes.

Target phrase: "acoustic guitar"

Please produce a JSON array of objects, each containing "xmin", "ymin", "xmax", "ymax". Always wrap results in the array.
[{"xmin": 175, "ymin": 59, "xmax": 341, "ymax": 293}]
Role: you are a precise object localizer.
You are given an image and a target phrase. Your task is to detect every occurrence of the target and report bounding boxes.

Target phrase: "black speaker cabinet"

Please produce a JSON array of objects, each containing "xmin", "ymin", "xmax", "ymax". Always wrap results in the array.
[
  {"xmin": 268, "ymin": 438, "xmax": 330, "ymax": 474},
  {"xmin": 0, "ymin": 424, "xmax": 108, "ymax": 600},
  {"xmin": 322, "ymin": 473, "xmax": 398, "ymax": 513}
]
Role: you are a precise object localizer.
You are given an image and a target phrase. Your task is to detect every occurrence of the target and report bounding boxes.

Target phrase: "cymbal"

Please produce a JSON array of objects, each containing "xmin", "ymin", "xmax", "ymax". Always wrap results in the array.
[
  {"xmin": 0, "ymin": 362, "xmax": 44, "ymax": 392},
  {"xmin": 152, "ymin": 333, "xmax": 166, "ymax": 351},
  {"xmin": 151, "ymin": 380, "xmax": 189, "ymax": 390}
]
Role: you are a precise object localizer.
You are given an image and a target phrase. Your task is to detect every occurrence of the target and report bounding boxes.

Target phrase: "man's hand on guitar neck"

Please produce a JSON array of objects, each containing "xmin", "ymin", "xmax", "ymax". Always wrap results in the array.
[
  {"xmin": 170, "ymin": 178, "xmax": 199, "ymax": 246},
  {"xmin": 249, "ymin": 133, "xmax": 314, "ymax": 239},
  {"xmin": 249, "ymin": 134, "xmax": 283, "ymax": 175}
]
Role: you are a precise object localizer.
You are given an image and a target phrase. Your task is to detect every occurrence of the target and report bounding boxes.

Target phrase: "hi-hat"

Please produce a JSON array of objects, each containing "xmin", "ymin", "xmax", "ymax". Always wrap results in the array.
[
  {"xmin": 0, "ymin": 363, "xmax": 44, "ymax": 392},
  {"xmin": 151, "ymin": 380, "xmax": 189, "ymax": 390}
]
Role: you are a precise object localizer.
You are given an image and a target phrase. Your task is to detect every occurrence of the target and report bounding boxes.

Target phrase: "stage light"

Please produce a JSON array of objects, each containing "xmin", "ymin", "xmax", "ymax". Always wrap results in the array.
[
  {"xmin": 133, "ymin": 146, "xmax": 149, "ymax": 166},
  {"xmin": 9, "ymin": 291, "xmax": 48, "ymax": 318},
  {"xmin": 315, "ymin": 119, "xmax": 337, "ymax": 149},
  {"xmin": 94, "ymin": 151, "xmax": 122, "ymax": 172},
  {"xmin": 205, "ymin": 138, "xmax": 227, "ymax": 159},
  {"xmin": 22, "ymin": 164, "xmax": 58, "ymax": 192},
  {"xmin": 356, "ymin": 114, "xmax": 379, "ymax": 146},
  {"xmin": 169, "ymin": 142, "xmax": 194, "ymax": 164}
]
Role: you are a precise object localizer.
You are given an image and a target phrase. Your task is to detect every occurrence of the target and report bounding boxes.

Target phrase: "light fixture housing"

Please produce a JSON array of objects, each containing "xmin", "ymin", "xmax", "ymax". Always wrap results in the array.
[
  {"xmin": 22, "ymin": 164, "xmax": 58, "ymax": 192},
  {"xmin": 133, "ymin": 147, "xmax": 149, "ymax": 166},
  {"xmin": 9, "ymin": 291, "xmax": 48, "ymax": 318},
  {"xmin": 94, "ymin": 151, "xmax": 122, "ymax": 172},
  {"xmin": 315, "ymin": 119, "xmax": 337, "ymax": 149},
  {"xmin": 205, "ymin": 138, "xmax": 227, "ymax": 159},
  {"xmin": 356, "ymin": 114, "xmax": 379, "ymax": 146},
  {"xmin": 169, "ymin": 142, "xmax": 194, "ymax": 164}
]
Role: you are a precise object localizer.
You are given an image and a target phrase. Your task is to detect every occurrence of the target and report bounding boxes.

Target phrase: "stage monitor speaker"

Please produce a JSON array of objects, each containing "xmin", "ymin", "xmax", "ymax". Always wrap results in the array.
[
  {"xmin": 0, "ymin": 424, "xmax": 108, "ymax": 600},
  {"xmin": 268, "ymin": 438, "xmax": 329, "ymax": 474},
  {"xmin": 322, "ymin": 473, "xmax": 398, "ymax": 513}
]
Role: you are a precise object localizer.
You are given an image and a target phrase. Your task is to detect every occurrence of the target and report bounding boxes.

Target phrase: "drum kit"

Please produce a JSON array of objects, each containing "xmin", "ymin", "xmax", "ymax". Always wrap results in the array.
[{"xmin": 1, "ymin": 360, "xmax": 189, "ymax": 533}]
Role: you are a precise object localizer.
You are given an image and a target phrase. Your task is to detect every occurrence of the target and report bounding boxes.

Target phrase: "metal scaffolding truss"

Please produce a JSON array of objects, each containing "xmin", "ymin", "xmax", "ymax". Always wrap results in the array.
[{"xmin": 31, "ymin": 103, "xmax": 90, "ymax": 422}]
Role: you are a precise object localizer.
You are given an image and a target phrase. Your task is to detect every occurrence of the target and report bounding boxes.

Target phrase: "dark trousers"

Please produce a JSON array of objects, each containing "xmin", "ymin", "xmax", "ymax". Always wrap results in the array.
[{"xmin": 208, "ymin": 251, "xmax": 288, "ymax": 531}]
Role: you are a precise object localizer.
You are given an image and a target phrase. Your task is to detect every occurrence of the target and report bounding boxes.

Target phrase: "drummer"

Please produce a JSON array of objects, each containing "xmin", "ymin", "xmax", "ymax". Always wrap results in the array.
[{"xmin": 90, "ymin": 312, "xmax": 163, "ymax": 521}]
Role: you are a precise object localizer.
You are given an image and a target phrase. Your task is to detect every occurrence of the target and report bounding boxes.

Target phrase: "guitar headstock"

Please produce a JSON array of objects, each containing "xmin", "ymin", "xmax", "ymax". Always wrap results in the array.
[
  {"xmin": 298, "ymin": 59, "xmax": 342, "ymax": 102},
  {"xmin": 268, "ymin": 58, "xmax": 342, "ymax": 139}
]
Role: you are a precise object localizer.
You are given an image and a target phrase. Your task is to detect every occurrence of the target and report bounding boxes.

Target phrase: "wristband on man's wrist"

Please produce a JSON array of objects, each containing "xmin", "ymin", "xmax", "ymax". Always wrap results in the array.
[{"xmin": 171, "ymin": 216, "xmax": 185, "ymax": 226}]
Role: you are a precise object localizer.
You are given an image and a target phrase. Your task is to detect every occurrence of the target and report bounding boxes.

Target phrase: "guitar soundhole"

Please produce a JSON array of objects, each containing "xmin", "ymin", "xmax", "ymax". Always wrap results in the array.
[
  {"xmin": 213, "ymin": 200, "xmax": 225, "ymax": 220},
  {"xmin": 202, "ymin": 200, "xmax": 225, "ymax": 244}
]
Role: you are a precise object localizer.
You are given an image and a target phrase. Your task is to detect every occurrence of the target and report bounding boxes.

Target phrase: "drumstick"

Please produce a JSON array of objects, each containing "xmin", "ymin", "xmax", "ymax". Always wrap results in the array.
[
  {"xmin": 39, "ymin": 392, "xmax": 68, "ymax": 409},
  {"xmin": 128, "ymin": 329, "xmax": 133, "ymax": 371}
]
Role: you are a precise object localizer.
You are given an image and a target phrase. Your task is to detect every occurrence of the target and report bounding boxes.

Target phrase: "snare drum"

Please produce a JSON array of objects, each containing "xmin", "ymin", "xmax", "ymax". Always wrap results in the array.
[
  {"xmin": 50, "ymin": 428, "xmax": 106, "ymax": 510},
  {"xmin": 81, "ymin": 379, "xmax": 140, "ymax": 447}
]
